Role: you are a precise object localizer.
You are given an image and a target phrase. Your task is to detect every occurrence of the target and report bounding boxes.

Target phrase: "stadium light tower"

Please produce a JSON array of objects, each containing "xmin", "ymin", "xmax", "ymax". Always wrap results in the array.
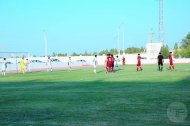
[
  {"xmin": 117, "ymin": 27, "xmax": 120, "ymax": 55},
  {"xmin": 43, "ymin": 30, "xmax": 48, "ymax": 57},
  {"xmin": 159, "ymin": 0, "xmax": 164, "ymax": 44},
  {"xmin": 122, "ymin": 25, "xmax": 125, "ymax": 55}
]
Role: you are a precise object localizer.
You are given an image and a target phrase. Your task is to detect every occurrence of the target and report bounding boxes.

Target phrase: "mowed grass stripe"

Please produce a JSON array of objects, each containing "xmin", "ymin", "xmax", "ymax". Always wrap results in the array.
[{"xmin": 0, "ymin": 64, "xmax": 190, "ymax": 125}]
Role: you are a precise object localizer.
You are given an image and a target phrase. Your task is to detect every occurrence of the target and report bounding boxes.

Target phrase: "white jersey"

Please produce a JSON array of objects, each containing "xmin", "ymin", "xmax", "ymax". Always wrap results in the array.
[
  {"xmin": 115, "ymin": 57, "xmax": 120, "ymax": 65},
  {"xmin": 1, "ymin": 60, "xmax": 7, "ymax": 71},
  {"xmin": 68, "ymin": 59, "xmax": 72, "ymax": 65},
  {"xmin": 47, "ymin": 59, "xmax": 52, "ymax": 66},
  {"xmin": 93, "ymin": 57, "xmax": 97, "ymax": 66}
]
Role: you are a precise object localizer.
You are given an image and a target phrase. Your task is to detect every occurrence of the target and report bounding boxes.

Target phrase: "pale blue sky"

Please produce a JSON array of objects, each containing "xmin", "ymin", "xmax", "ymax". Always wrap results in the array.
[{"xmin": 0, "ymin": 0, "xmax": 190, "ymax": 56}]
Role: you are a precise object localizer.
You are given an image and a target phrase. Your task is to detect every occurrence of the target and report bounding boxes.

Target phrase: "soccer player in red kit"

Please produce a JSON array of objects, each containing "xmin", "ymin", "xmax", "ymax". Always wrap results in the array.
[
  {"xmin": 106, "ymin": 54, "xmax": 113, "ymax": 73},
  {"xmin": 122, "ymin": 56, "xmax": 125, "ymax": 66},
  {"xmin": 169, "ymin": 52, "xmax": 175, "ymax": 71},
  {"xmin": 111, "ymin": 54, "xmax": 115, "ymax": 72},
  {"xmin": 136, "ymin": 54, "xmax": 142, "ymax": 71}
]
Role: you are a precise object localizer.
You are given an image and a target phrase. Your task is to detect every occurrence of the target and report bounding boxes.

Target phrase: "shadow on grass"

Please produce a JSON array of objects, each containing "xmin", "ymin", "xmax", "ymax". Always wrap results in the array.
[{"xmin": 0, "ymin": 77, "xmax": 190, "ymax": 126}]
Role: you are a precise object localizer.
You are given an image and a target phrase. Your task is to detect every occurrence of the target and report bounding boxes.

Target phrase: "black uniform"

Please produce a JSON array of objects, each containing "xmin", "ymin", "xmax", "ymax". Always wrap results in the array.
[{"xmin": 158, "ymin": 54, "xmax": 164, "ymax": 66}]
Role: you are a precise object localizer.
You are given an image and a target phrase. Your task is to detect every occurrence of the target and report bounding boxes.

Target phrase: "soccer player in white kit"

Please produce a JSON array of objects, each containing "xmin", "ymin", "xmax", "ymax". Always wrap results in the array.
[
  {"xmin": 47, "ymin": 56, "xmax": 52, "ymax": 72},
  {"xmin": 68, "ymin": 57, "xmax": 72, "ymax": 70},
  {"xmin": 115, "ymin": 55, "xmax": 120, "ymax": 71},
  {"xmin": 25, "ymin": 58, "xmax": 31, "ymax": 72},
  {"xmin": 1, "ymin": 58, "xmax": 7, "ymax": 76},
  {"xmin": 93, "ymin": 55, "xmax": 98, "ymax": 73}
]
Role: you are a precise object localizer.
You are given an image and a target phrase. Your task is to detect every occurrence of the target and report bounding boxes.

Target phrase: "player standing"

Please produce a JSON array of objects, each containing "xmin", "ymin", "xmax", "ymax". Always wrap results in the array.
[
  {"xmin": 168, "ymin": 52, "xmax": 175, "ymax": 71},
  {"xmin": 68, "ymin": 57, "xmax": 72, "ymax": 70},
  {"xmin": 1, "ymin": 58, "xmax": 7, "ymax": 76},
  {"xmin": 20, "ymin": 57, "xmax": 25, "ymax": 74},
  {"xmin": 157, "ymin": 52, "xmax": 164, "ymax": 72},
  {"xmin": 136, "ymin": 54, "xmax": 142, "ymax": 71},
  {"xmin": 47, "ymin": 56, "xmax": 52, "ymax": 72},
  {"xmin": 92, "ymin": 55, "xmax": 98, "ymax": 73},
  {"xmin": 106, "ymin": 54, "xmax": 112, "ymax": 73},
  {"xmin": 122, "ymin": 56, "xmax": 125, "ymax": 66},
  {"xmin": 25, "ymin": 58, "xmax": 31, "ymax": 72},
  {"xmin": 115, "ymin": 55, "xmax": 120, "ymax": 71},
  {"xmin": 111, "ymin": 54, "xmax": 115, "ymax": 72}
]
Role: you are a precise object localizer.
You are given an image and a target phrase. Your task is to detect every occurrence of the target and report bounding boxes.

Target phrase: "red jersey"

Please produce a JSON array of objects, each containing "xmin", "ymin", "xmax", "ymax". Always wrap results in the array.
[
  {"xmin": 169, "ymin": 54, "xmax": 173, "ymax": 65},
  {"xmin": 137, "ymin": 55, "xmax": 141, "ymax": 66},
  {"xmin": 169, "ymin": 54, "xmax": 173, "ymax": 61},
  {"xmin": 107, "ymin": 56, "xmax": 113, "ymax": 67},
  {"xmin": 137, "ymin": 56, "xmax": 141, "ymax": 62},
  {"xmin": 112, "ymin": 57, "xmax": 115, "ymax": 63},
  {"xmin": 122, "ymin": 57, "xmax": 125, "ymax": 62}
]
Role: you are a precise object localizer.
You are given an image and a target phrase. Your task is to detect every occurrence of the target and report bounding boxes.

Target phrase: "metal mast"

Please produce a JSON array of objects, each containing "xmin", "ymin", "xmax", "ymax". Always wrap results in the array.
[
  {"xmin": 118, "ymin": 27, "xmax": 120, "ymax": 55},
  {"xmin": 159, "ymin": 0, "xmax": 164, "ymax": 44},
  {"xmin": 122, "ymin": 26, "xmax": 125, "ymax": 55},
  {"xmin": 43, "ymin": 30, "xmax": 48, "ymax": 57}
]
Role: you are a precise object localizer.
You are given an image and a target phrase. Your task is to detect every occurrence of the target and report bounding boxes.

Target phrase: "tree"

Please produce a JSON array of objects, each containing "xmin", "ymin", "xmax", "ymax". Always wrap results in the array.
[
  {"xmin": 125, "ymin": 47, "xmax": 145, "ymax": 54},
  {"xmin": 160, "ymin": 44, "xmax": 169, "ymax": 58},
  {"xmin": 180, "ymin": 32, "xmax": 190, "ymax": 58},
  {"xmin": 173, "ymin": 43, "xmax": 180, "ymax": 58},
  {"xmin": 71, "ymin": 52, "xmax": 79, "ymax": 56}
]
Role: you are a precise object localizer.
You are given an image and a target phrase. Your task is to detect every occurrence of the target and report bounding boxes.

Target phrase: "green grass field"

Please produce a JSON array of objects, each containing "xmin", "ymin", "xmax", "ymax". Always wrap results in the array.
[{"xmin": 0, "ymin": 64, "xmax": 190, "ymax": 126}]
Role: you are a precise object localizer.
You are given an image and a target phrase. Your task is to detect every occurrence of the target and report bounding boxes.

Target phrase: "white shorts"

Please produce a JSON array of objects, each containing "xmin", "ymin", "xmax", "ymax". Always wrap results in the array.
[{"xmin": 1, "ymin": 65, "xmax": 6, "ymax": 72}]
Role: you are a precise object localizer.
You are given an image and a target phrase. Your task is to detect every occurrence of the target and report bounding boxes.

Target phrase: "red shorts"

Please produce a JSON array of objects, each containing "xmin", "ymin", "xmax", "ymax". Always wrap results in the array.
[
  {"xmin": 170, "ymin": 61, "xmax": 173, "ymax": 65},
  {"xmin": 137, "ymin": 62, "xmax": 141, "ymax": 66},
  {"xmin": 107, "ymin": 62, "xmax": 112, "ymax": 68}
]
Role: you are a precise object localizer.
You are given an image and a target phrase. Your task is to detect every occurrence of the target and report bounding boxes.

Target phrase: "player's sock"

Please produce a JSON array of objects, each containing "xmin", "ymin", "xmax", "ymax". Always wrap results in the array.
[
  {"xmin": 140, "ymin": 67, "xmax": 142, "ymax": 71},
  {"xmin": 161, "ymin": 67, "xmax": 163, "ymax": 72},
  {"xmin": 106, "ymin": 67, "xmax": 108, "ymax": 73},
  {"xmin": 137, "ymin": 67, "xmax": 138, "ymax": 71},
  {"xmin": 94, "ymin": 69, "xmax": 96, "ymax": 73}
]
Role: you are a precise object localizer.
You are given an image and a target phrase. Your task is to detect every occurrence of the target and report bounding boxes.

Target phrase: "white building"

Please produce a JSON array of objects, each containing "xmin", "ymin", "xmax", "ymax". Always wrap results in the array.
[{"xmin": 146, "ymin": 43, "xmax": 163, "ymax": 59}]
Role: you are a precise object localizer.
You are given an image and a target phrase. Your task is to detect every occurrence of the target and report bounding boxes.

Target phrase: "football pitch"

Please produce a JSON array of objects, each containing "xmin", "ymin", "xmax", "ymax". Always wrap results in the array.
[{"xmin": 0, "ymin": 64, "xmax": 190, "ymax": 126}]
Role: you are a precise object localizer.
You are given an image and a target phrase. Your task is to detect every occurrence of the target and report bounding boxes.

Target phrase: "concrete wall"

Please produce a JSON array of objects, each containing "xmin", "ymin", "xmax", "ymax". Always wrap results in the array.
[{"xmin": 1, "ymin": 55, "xmax": 190, "ymax": 72}]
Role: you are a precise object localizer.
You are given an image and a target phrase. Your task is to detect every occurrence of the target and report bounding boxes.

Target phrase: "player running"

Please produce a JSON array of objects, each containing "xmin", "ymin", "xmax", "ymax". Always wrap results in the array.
[
  {"xmin": 157, "ymin": 52, "xmax": 164, "ymax": 72},
  {"xmin": 168, "ymin": 52, "xmax": 175, "ymax": 71},
  {"xmin": 92, "ymin": 55, "xmax": 98, "ymax": 73},
  {"xmin": 136, "ymin": 54, "xmax": 142, "ymax": 71},
  {"xmin": 20, "ymin": 57, "xmax": 25, "ymax": 74},
  {"xmin": 1, "ymin": 58, "xmax": 7, "ymax": 76}
]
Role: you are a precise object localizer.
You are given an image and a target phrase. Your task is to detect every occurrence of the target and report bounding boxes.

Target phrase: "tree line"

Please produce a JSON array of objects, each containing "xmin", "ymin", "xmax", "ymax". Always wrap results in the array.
[
  {"xmin": 160, "ymin": 32, "xmax": 190, "ymax": 58},
  {"xmin": 52, "ymin": 47, "xmax": 145, "ymax": 57},
  {"xmin": 51, "ymin": 32, "xmax": 190, "ymax": 58}
]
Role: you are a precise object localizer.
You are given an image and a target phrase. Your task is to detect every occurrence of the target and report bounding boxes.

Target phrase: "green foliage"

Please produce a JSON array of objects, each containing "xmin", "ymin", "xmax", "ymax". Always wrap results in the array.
[
  {"xmin": 125, "ymin": 47, "xmax": 144, "ymax": 54},
  {"xmin": 52, "ymin": 52, "xmax": 67, "ymax": 57},
  {"xmin": 99, "ymin": 49, "xmax": 109, "ymax": 55},
  {"xmin": 160, "ymin": 44, "xmax": 169, "ymax": 58},
  {"xmin": 173, "ymin": 43, "xmax": 180, "ymax": 58},
  {"xmin": 71, "ymin": 52, "xmax": 79, "ymax": 56},
  {"xmin": 180, "ymin": 32, "xmax": 190, "ymax": 58}
]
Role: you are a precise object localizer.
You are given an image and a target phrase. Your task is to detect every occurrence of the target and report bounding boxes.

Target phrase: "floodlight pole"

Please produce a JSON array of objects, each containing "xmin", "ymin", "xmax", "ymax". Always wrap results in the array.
[
  {"xmin": 159, "ymin": 0, "xmax": 164, "ymax": 44},
  {"xmin": 122, "ymin": 27, "xmax": 125, "ymax": 55},
  {"xmin": 43, "ymin": 30, "xmax": 48, "ymax": 57},
  {"xmin": 117, "ymin": 27, "xmax": 120, "ymax": 55}
]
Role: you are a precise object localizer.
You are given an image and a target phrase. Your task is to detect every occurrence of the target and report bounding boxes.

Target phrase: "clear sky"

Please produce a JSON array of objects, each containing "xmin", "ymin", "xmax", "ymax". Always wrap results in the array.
[{"xmin": 0, "ymin": 0, "xmax": 190, "ymax": 56}]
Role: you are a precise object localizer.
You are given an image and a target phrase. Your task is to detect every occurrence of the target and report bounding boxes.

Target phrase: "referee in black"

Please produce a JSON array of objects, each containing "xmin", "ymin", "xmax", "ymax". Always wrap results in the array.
[{"xmin": 157, "ymin": 52, "xmax": 164, "ymax": 72}]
